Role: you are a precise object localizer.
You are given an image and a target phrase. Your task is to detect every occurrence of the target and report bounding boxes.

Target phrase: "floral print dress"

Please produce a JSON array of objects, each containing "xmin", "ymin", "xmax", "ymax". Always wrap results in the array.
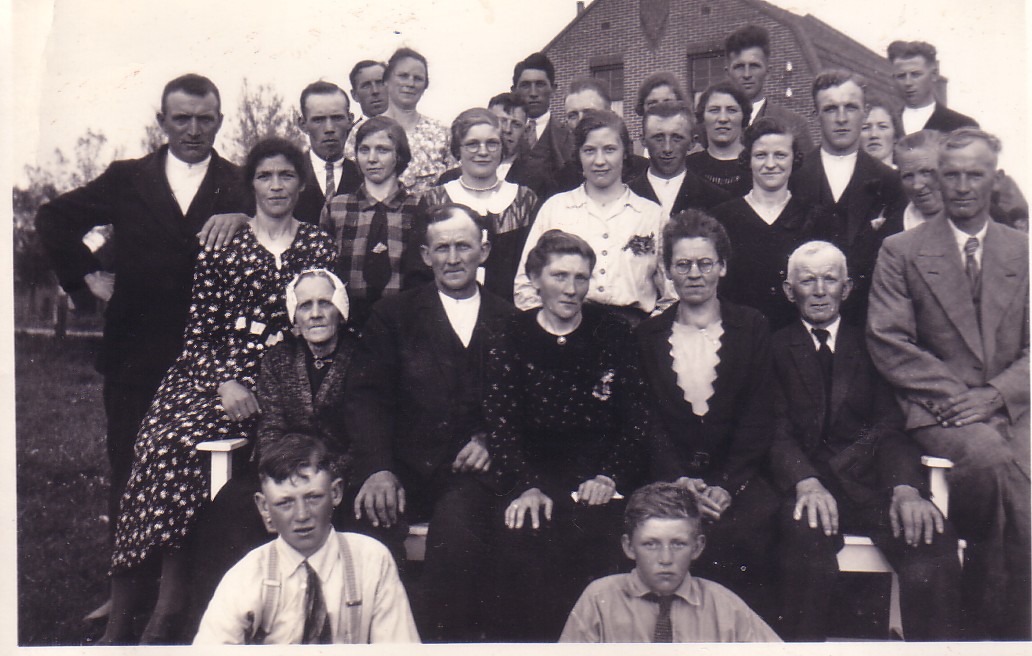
[
  {"xmin": 110, "ymin": 222, "xmax": 336, "ymax": 572},
  {"xmin": 397, "ymin": 114, "xmax": 455, "ymax": 194}
]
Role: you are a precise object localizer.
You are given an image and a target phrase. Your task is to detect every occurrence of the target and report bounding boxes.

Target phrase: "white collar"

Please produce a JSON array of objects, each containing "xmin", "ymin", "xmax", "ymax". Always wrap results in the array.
[
  {"xmin": 166, "ymin": 150, "xmax": 211, "ymax": 172},
  {"xmin": 274, "ymin": 529, "xmax": 339, "ymax": 582},
  {"xmin": 531, "ymin": 111, "xmax": 550, "ymax": 137},
  {"xmin": 903, "ymin": 202, "xmax": 939, "ymax": 231},
  {"xmin": 646, "ymin": 168, "xmax": 686, "ymax": 188},
  {"xmin": 802, "ymin": 315, "xmax": 841, "ymax": 352},
  {"xmin": 948, "ymin": 217, "xmax": 989, "ymax": 258},
  {"xmin": 902, "ymin": 102, "xmax": 937, "ymax": 135},
  {"xmin": 310, "ymin": 149, "xmax": 344, "ymax": 171},
  {"xmin": 820, "ymin": 148, "xmax": 858, "ymax": 163},
  {"xmin": 442, "ymin": 179, "xmax": 519, "ymax": 214},
  {"xmin": 749, "ymin": 97, "xmax": 767, "ymax": 125}
]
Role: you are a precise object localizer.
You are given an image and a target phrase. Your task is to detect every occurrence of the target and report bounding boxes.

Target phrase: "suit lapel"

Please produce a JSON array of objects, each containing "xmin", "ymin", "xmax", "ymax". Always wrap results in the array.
[
  {"xmin": 132, "ymin": 148, "xmax": 193, "ymax": 244},
  {"xmin": 914, "ymin": 219, "xmax": 985, "ymax": 360},
  {"xmin": 786, "ymin": 322, "xmax": 827, "ymax": 426},
  {"xmin": 843, "ymin": 152, "xmax": 880, "ymax": 243},
  {"xmin": 422, "ymin": 286, "xmax": 462, "ymax": 387},
  {"xmin": 979, "ymin": 222, "xmax": 1027, "ymax": 357},
  {"xmin": 830, "ymin": 325, "xmax": 861, "ymax": 424},
  {"xmin": 184, "ymin": 153, "xmax": 231, "ymax": 231}
]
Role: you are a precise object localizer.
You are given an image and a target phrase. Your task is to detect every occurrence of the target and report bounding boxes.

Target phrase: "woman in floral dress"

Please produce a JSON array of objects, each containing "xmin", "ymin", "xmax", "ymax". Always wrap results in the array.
[{"xmin": 100, "ymin": 137, "xmax": 336, "ymax": 645}]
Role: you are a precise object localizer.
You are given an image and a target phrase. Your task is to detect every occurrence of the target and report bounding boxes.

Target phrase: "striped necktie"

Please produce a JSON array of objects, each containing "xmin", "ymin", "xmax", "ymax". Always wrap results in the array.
[
  {"xmin": 302, "ymin": 560, "xmax": 332, "ymax": 644},
  {"xmin": 324, "ymin": 160, "xmax": 336, "ymax": 206}
]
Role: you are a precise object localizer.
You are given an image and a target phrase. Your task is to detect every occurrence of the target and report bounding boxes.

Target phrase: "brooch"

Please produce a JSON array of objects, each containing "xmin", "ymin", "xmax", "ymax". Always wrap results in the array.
[{"xmin": 623, "ymin": 233, "xmax": 656, "ymax": 256}]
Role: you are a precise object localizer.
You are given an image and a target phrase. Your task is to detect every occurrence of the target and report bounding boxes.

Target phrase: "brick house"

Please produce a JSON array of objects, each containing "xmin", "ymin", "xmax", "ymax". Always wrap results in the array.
[{"xmin": 541, "ymin": 0, "xmax": 897, "ymax": 146}]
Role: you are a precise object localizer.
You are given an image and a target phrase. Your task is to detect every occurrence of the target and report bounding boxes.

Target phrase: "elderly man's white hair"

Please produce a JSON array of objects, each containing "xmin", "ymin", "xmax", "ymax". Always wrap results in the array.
[
  {"xmin": 285, "ymin": 268, "xmax": 350, "ymax": 323},
  {"xmin": 786, "ymin": 241, "xmax": 848, "ymax": 282}
]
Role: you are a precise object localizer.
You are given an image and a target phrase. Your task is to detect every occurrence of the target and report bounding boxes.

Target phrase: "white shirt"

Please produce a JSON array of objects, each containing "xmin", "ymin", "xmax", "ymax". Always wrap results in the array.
[
  {"xmin": 949, "ymin": 218, "xmax": 989, "ymax": 269},
  {"xmin": 310, "ymin": 150, "xmax": 344, "ymax": 196},
  {"xmin": 514, "ymin": 185, "xmax": 674, "ymax": 313},
  {"xmin": 820, "ymin": 149, "xmax": 858, "ymax": 203},
  {"xmin": 903, "ymin": 202, "xmax": 939, "ymax": 231},
  {"xmin": 165, "ymin": 151, "xmax": 211, "ymax": 215},
  {"xmin": 646, "ymin": 169, "xmax": 686, "ymax": 218},
  {"xmin": 802, "ymin": 315, "xmax": 841, "ymax": 353},
  {"xmin": 749, "ymin": 97, "xmax": 767, "ymax": 126},
  {"xmin": 194, "ymin": 532, "xmax": 419, "ymax": 644},
  {"xmin": 438, "ymin": 288, "xmax": 481, "ymax": 348},
  {"xmin": 531, "ymin": 110, "xmax": 551, "ymax": 141},
  {"xmin": 902, "ymin": 102, "xmax": 937, "ymax": 136}
]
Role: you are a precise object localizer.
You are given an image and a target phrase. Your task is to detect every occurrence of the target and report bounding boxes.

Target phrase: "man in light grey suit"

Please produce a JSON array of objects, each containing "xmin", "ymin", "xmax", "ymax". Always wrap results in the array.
[{"xmin": 867, "ymin": 128, "xmax": 1029, "ymax": 640}]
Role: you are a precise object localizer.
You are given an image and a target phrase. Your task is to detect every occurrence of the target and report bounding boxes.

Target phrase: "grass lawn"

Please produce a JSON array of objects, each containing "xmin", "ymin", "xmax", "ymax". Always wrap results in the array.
[{"xmin": 16, "ymin": 333, "xmax": 109, "ymax": 646}]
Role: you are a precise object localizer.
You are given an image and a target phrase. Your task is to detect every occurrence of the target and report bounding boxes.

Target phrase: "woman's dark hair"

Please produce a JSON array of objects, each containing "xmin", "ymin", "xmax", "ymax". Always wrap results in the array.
[
  {"xmin": 525, "ymin": 229, "xmax": 596, "ymax": 279},
  {"xmin": 662, "ymin": 209, "xmax": 732, "ymax": 269},
  {"xmin": 634, "ymin": 72, "xmax": 686, "ymax": 117},
  {"xmin": 355, "ymin": 115, "xmax": 412, "ymax": 176},
  {"xmin": 243, "ymin": 137, "xmax": 306, "ymax": 194},
  {"xmin": 449, "ymin": 108, "xmax": 501, "ymax": 160},
  {"xmin": 572, "ymin": 109, "xmax": 633, "ymax": 174},
  {"xmin": 738, "ymin": 116, "xmax": 805, "ymax": 172},
  {"xmin": 386, "ymin": 47, "xmax": 430, "ymax": 88},
  {"xmin": 694, "ymin": 80, "xmax": 753, "ymax": 129}
]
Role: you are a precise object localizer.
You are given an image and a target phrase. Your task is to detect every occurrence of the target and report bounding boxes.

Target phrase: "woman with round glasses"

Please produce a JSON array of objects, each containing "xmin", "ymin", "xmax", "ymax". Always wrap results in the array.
[
  {"xmin": 418, "ymin": 107, "xmax": 539, "ymax": 300},
  {"xmin": 634, "ymin": 209, "xmax": 780, "ymax": 626}
]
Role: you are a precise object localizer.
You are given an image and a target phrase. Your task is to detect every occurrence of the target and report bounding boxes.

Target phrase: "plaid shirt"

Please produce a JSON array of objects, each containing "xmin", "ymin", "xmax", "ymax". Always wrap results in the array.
[{"xmin": 322, "ymin": 184, "xmax": 419, "ymax": 300}]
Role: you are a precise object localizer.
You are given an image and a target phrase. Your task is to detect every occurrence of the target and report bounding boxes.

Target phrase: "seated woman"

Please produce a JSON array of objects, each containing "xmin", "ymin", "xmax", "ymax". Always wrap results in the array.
[
  {"xmin": 100, "ymin": 138, "xmax": 337, "ymax": 645},
  {"xmin": 513, "ymin": 109, "xmax": 671, "ymax": 325},
  {"xmin": 416, "ymin": 108, "xmax": 540, "ymax": 301},
  {"xmin": 713, "ymin": 117, "xmax": 838, "ymax": 331},
  {"xmin": 686, "ymin": 81, "xmax": 754, "ymax": 197},
  {"xmin": 635, "ymin": 210, "xmax": 779, "ymax": 627},
  {"xmin": 486, "ymin": 230, "xmax": 649, "ymax": 641},
  {"xmin": 323, "ymin": 115, "xmax": 420, "ymax": 327},
  {"xmin": 860, "ymin": 95, "xmax": 903, "ymax": 169}
]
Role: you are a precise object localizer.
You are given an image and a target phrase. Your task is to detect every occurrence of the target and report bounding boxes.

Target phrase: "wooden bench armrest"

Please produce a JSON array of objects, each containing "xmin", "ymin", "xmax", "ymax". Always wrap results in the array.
[
  {"xmin": 197, "ymin": 438, "xmax": 250, "ymax": 500},
  {"xmin": 921, "ymin": 456, "xmax": 954, "ymax": 517}
]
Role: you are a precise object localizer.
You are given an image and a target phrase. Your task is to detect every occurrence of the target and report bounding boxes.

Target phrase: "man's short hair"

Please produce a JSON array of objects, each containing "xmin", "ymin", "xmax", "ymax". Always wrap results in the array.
[
  {"xmin": 572, "ymin": 109, "xmax": 633, "ymax": 174},
  {"xmin": 725, "ymin": 24, "xmax": 770, "ymax": 58},
  {"xmin": 623, "ymin": 482, "xmax": 701, "ymax": 538},
  {"xmin": 694, "ymin": 80, "xmax": 753, "ymax": 128},
  {"xmin": 258, "ymin": 433, "xmax": 339, "ymax": 485},
  {"xmin": 894, "ymin": 129, "xmax": 944, "ymax": 161},
  {"xmin": 512, "ymin": 52, "xmax": 556, "ymax": 87},
  {"xmin": 941, "ymin": 127, "xmax": 1002, "ymax": 158},
  {"xmin": 243, "ymin": 137, "xmax": 306, "ymax": 195},
  {"xmin": 420, "ymin": 203, "xmax": 487, "ymax": 246},
  {"xmin": 662, "ymin": 209, "xmax": 732, "ymax": 270},
  {"xmin": 488, "ymin": 91, "xmax": 528, "ymax": 114},
  {"xmin": 786, "ymin": 240, "xmax": 848, "ymax": 282},
  {"xmin": 299, "ymin": 80, "xmax": 348, "ymax": 118},
  {"xmin": 634, "ymin": 72, "xmax": 687, "ymax": 117},
  {"xmin": 449, "ymin": 107, "xmax": 500, "ymax": 160},
  {"xmin": 386, "ymin": 47, "xmax": 430, "ymax": 87},
  {"xmin": 811, "ymin": 69, "xmax": 867, "ymax": 106},
  {"xmin": 355, "ymin": 115, "xmax": 412, "ymax": 175},
  {"xmin": 525, "ymin": 229, "xmax": 596, "ymax": 279},
  {"xmin": 349, "ymin": 59, "xmax": 386, "ymax": 89},
  {"xmin": 161, "ymin": 73, "xmax": 221, "ymax": 114},
  {"xmin": 567, "ymin": 77, "xmax": 612, "ymax": 105},
  {"xmin": 643, "ymin": 100, "xmax": 694, "ymax": 130},
  {"xmin": 886, "ymin": 40, "xmax": 938, "ymax": 65},
  {"xmin": 739, "ymin": 116, "xmax": 805, "ymax": 171}
]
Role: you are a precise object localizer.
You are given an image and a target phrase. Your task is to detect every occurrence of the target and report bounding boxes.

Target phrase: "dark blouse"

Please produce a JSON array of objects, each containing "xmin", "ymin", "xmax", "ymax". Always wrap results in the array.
[
  {"xmin": 686, "ymin": 151, "xmax": 752, "ymax": 197},
  {"xmin": 485, "ymin": 305, "xmax": 648, "ymax": 494},
  {"xmin": 714, "ymin": 195, "xmax": 836, "ymax": 331}
]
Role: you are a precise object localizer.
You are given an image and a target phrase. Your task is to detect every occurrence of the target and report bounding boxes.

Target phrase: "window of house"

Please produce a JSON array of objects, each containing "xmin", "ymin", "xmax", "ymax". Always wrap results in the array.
[
  {"xmin": 688, "ymin": 51, "xmax": 725, "ymax": 104},
  {"xmin": 591, "ymin": 63, "xmax": 624, "ymax": 116}
]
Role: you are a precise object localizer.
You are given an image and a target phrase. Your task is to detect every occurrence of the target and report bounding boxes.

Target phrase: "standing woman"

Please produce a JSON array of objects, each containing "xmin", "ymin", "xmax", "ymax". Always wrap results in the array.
[
  {"xmin": 860, "ymin": 96, "xmax": 904, "ymax": 169},
  {"xmin": 419, "ymin": 108, "xmax": 539, "ymax": 301},
  {"xmin": 382, "ymin": 47, "xmax": 455, "ymax": 194},
  {"xmin": 687, "ymin": 81, "xmax": 754, "ymax": 197},
  {"xmin": 487, "ymin": 230, "xmax": 649, "ymax": 641},
  {"xmin": 101, "ymin": 138, "xmax": 336, "ymax": 645},
  {"xmin": 713, "ymin": 117, "xmax": 837, "ymax": 331}
]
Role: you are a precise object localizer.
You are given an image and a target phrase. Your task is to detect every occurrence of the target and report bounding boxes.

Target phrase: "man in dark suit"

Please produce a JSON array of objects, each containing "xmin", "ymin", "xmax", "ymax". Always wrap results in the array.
[
  {"xmin": 294, "ymin": 81, "xmax": 362, "ymax": 225},
  {"xmin": 346, "ymin": 203, "xmax": 515, "ymax": 642},
  {"xmin": 789, "ymin": 70, "xmax": 907, "ymax": 325},
  {"xmin": 511, "ymin": 52, "xmax": 574, "ymax": 200},
  {"xmin": 771, "ymin": 240, "xmax": 960, "ymax": 641},
  {"xmin": 867, "ymin": 129, "xmax": 1030, "ymax": 640},
  {"xmin": 36, "ymin": 73, "xmax": 250, "ymax": 536},
  {"xmin": 725, "ymin": 24, "xmax": 815, "ymax": 153},
  {"xmin": 887, "ymin": 40, "xmax": 978, "ymax": 136},
  {"xmin": 628, "ymin": 101, "xmax": 731, "ymax": 215}
]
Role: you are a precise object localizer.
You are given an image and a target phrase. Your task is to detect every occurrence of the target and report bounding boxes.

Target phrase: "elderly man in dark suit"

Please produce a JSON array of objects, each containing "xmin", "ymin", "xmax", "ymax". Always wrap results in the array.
[
  {"xmin": 867, "ymin": 128, "xmax": 1030, "ymax": 640},
  {"xmin": 511, "ymin": 52, "xmax": 574, "ymax": 200},
  {"xmin": 346, "ymin": 203, "xmax": 515, "ymax": 642},
  {"xmin": 36, "ymin": 73, "xmax": 249, "ymax": 542},
  {"xmin": 887, "ymin": 41, "xmax": 978, "ymax": 136},
  {"xmin": 294, "ymin": 81, "xmax": 362, "ymax": 225},
  {"xmin": 789, "ymin": 69, "xmax": 907, "ymax": 325},
  {"xmin": 771, "ymin": 240, "xmax": 960, "ymax": 641}
]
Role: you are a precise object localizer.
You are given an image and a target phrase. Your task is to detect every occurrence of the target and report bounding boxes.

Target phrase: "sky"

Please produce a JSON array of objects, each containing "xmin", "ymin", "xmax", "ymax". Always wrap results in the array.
[{"xmin": 7, "ymin": 0, "xmax": 1031, "ymax": 188}]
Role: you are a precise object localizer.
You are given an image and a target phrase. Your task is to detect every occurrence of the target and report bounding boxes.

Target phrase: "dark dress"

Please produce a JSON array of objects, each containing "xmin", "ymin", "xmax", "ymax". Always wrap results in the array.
[
  {"xmin": 686, "ymin": 150, "xmax": 752, "ymax": 197},
  {"xmin": 110, "ymin": 223, "xmax": 336, "ymax": 572},
  {"xmin": 485, "ymin": 305, "xmax": 649, "ymax": 641},
  {"xmin": 714, "ymin": 195, "xmax": 836, "ymax": 331}
]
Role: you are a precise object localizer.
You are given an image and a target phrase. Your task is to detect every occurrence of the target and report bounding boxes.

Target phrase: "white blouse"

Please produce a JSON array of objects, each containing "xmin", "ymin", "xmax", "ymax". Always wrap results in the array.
[{"xmin": 668, "ymin": 320, "xmax": 724, "ymax": 416}]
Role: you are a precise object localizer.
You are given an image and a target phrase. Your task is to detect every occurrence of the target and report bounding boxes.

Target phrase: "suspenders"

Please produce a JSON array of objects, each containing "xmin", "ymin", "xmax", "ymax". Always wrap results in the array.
[{"xmin": 247, "ymin": 533, "xmax": 361, "ymax": 644}]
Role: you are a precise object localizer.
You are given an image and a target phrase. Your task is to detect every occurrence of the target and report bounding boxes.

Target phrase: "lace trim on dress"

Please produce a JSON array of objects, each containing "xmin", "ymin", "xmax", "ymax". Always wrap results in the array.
[
  {"xmin": 442, "ymin": 179, "xmax": 520, "ymax": 215},
  {"xmin": 668, "ymin": 320, "xmax": 724, "ymax": 416}
]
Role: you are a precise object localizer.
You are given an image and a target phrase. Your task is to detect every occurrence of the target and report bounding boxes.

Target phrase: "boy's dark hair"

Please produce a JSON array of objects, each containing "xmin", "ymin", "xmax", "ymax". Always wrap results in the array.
[
  {"xmin": 512, "ymin": 52, "xmax": 556, "ymax": 87},
  {"xmin": 886, "ymin": 40, "xmax": 937, "ymax": 64},
  {"xmin": 624, "ymin": 482, "xmax": 702, "ymax": 537},
  {"xmin": 811, "ymin": 69, "xmax": 867, "ymax": 106},
  {"xmin": 725, "ymin": 24, "xmax": 770, "ymax": 58},
  {"xmin": 161, "ymin": 73, "xmax": 221, "ymax": 114},
  {"xmin": 488, "ymin": 91, "xmax": 528, "ymax": 114},
  {"xmin": 258, "ymin": 434, "xmax": 338, "ymax": 485},
  {"xmin": 299, "ymin": 80, "xmax": 348, "ymax": 119}
]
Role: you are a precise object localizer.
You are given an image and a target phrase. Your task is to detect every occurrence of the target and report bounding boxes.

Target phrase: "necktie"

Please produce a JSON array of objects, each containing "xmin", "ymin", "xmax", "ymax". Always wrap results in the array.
[
  {"xmin": 324, "ymin": 160, "xmax": 336, "ymax": 206},
  {"xmin": 650, "ymin": 594, "xmax": 674, "ymax": 642},
  {"xmin": 363, "ymin": 203, "xmax": 392, "ymax": 299},
  {"xmin": 964, "ymin": 236, "xmax": 980, "ymax": 304},
  {"xmin": 302, "ymin": 561, "xmax": 332, "ymax": 644},
  {"xmin": 812, "ymin": 328, "xmax": 834, "ymax": 433},
  {"xmin": 525, "ymin": 117, "xmax": 538, "ymax": 150}
]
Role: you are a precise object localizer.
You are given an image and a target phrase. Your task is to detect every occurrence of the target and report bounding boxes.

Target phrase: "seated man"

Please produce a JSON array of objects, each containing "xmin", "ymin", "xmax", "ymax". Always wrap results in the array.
[
  {"xmin": 560, "ymin": 482, "xmax": 780, "ymax": 643},
  {"xmin": 194, "ymin": 434, "xmax": 419, "ymax": 644},
  {"xmin": 771, "ymin": 241, "xmax": 961, "ymax": 641}
]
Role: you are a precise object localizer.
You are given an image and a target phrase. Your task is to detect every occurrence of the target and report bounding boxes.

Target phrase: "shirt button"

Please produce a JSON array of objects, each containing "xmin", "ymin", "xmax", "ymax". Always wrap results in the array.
[
  {"xmin": 602, "ymin": 233, "xmax": 609, "ymax": 239},
  {"xmin": 598, "ymin": 286, "xmax": 605, "ymax": 292},
  {"xmin": 599, "ymin": 269, "xmax": 606, "ymax": 274},
  {"xmin": 601, "ymin": 250, "xmax": 608, "ymax": 256}
]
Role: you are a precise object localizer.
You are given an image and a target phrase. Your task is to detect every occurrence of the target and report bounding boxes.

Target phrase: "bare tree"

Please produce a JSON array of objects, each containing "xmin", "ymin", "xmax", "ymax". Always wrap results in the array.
[
  {"xmin": 224, "ymin": 78, "xmax": 304, "ymax": 163},
  {"xmin": 141, "ymin": 122, "xmax": 166, "ymax": 153}
]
